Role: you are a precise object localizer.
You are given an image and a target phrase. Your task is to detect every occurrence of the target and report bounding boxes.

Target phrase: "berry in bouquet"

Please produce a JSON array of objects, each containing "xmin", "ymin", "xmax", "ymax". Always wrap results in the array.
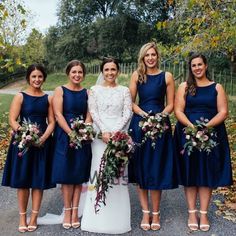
[
  {"xmin": 69, "ymin": 117, "xmax": 96, "ymax": 149},
  {"xmin": 12, "ymin": 118, "xmax": 42, "ymax": 157},
  {"xmin": 139, "ymin": 111, "xmax": 169, "ymax": 148},
  {"xmin": 94, "ymin": 131, "xmax": 135, "ymax": 213},
  {"xmin": 182, "ymin": 117, "xmax": 218, "ymax": 156}
]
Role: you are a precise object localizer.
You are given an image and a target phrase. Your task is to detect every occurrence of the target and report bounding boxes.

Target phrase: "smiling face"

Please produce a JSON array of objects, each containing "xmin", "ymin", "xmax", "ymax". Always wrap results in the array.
[
  {"xmin": 68, "ymin": 65, "xmax": 84, "ymax": 84},
  {"xmin": 102, "ymin": 62, "xmax": 119, "ymax": 86},
  {"xmin": 190, "ymin": 57, "xmax": 208, "ymax": 80},
  {"xmin": 143, "ymin": 47, "xmax": 158, "ymax": 69},
  {"xmin": 28, "ymin": 69, "xmax": 44, "ymax": 89}
]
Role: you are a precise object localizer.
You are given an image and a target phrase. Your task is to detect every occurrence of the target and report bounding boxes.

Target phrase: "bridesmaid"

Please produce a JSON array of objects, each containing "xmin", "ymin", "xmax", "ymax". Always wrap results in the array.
[
  {"xmin": 174, "ymin": 53, "xmax": 233, "ymax": 231},
  {"xmin": 2, "ymin": 64, "xmax": 55, "ymax": 233},
  {"xmin": 51, "ymin": 60, "xmax": 92, "ymax": 229},
  {"xmin": 128, "ymin": 42, "xmax": 178, "ymax": 231}
]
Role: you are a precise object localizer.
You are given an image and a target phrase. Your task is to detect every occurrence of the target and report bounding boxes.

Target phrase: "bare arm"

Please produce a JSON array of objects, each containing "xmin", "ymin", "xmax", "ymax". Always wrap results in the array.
[
  {"xmin": 52, "ymin": 87, "xmax": 72, "ymax": 134},
  {"xmin": 9, "ymin": 93, "xmax": 23, "ymax": 131},
  {"xmin": 39, "ymin": 95, "xmax": 56, "ymax": 145},
  {"xmin": 129, "ymin": 71, "xmax": 148, "ymax": 116},
  {"xmin": 162, "ymin": 71, "xmax": 175, "ymax": 114},
  {"xmin": 206, "ymin": 84, "xmax": 228, "ymax": 127},
  {"xmin": 174, "ymin": 82, "xmax": 194, "ymax": 128}
]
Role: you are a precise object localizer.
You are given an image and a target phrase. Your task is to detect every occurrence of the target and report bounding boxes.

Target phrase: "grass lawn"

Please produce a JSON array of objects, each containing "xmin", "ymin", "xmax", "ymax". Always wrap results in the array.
[{"xmin": 0, "ymin": 94, "xmax": 14, "ymax": 122}]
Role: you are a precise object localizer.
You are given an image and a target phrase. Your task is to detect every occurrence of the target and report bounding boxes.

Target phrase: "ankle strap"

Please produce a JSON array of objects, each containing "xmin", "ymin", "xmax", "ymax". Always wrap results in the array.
[
  {"xmin": 152, "ymin": 211, "xmax": 160, "ymax": 215},
  {"xmin": 32, "ymin": 210, "xmax": 39, "ymax": 214},
  {"xmin": 199, "ymin": 210, "xmax": 208, "ymax": 214},
  {"xmin": 64, "ymin": 207, "xmax": 72, "ymax": 211},
  {"xmin": 188, "ymin": 209, "xmax": 197, "ymax": 213},
  {"xmin": 142, "ymin": 209, "xmax": 150, "ymax": 214},
  {"xmin": 19, "ymin": 212, "xmax": 27, "ymax": 215},
  {"xmin": 72, "ymin": 206, "xmax": 78, "ymax": 209}
]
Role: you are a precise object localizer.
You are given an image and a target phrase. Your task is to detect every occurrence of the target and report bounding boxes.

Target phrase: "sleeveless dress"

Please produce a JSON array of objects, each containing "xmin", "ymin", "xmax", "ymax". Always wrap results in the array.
[
  {"xmin": 81, "ymin": 85, "xmax": 132, "ymax": 234},
  {"xmin": 2, "ymin": 92, "xmax": 55, "ymax": 189},
  {"xmin": 51, "ymin": 87, "xmax": 92, "ymax": 184},
  {"xmin": 128, "ymin": 72, "xmax": 178, "ymax": 190},
  {"xmin": 174, "ymin": 83, "xmax": 233, "ymax": 187}
]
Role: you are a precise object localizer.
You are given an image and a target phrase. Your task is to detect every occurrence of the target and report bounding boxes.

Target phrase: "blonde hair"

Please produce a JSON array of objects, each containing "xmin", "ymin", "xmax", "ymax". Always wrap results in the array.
[{"xmin": 137, "ymin": 42, "xmax": 160, "ymax": 83}]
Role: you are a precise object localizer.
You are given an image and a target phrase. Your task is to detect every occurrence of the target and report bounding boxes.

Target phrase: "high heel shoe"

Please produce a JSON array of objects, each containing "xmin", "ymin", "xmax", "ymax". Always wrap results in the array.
[
  {"xmin": 71, "ymin": 206, "xmax": 80, "ymax": 229},
  {"xmin": 18, "ymin": 212, "xmax": 28, "ymax": 233},
  {"xmin": 199, "ymin": 210, "xmax": 210, "ymax": 232},
  {"xmin": 151, "ymin": 211, "xmax": 161, "ymax": 231},
  {"xmin": 62, "ymin": 207, "xmax": 72, "ymax": 229},
  {"xmin": 140, "ymin": 209, "xmax": 151, "ymax": 231},
  {"xmin": 27, "ymin": 210, "xmax": 38, "ymax": 232},
  {"xmin": 187, "ymin": 209, "xmax": 198, "ymax": 231}
]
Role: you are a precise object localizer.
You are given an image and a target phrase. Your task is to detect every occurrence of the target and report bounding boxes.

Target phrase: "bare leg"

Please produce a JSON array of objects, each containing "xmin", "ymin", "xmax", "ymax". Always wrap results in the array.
[
  {"xmin": 137, "ymin": 186, "xmax": 150, "ymax": 230},
  {"xmin": 62, "ymin": 184, "xmax": 73, "ymax": 228},
  {"xmin": 150, "ymin": 190, "xmax": 161, "ymax": 230},
  {"xmin": 27, "ymin": 189, "xmax": 43, "ymax": 231},
  {"xmin": 199, "ymin": 187, "xmax": 212, "ymax": 231},
  {"xmin": 71, "ymin": 184, "xmax": 82, "ymax": 228},
  {"xmin": 184, "ymin": 186, "xmax": 198, "ymax": 231},
  {"xmin": 17, "ymin": 188, "xmax": 30, "ymax": 232}
]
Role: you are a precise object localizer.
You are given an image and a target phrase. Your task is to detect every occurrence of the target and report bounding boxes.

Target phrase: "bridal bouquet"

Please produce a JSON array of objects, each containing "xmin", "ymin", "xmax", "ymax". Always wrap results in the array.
[
  {"xmin": 182, "ymin": 117, "xmax": 218, "ymax": 156},
  {"xmin": 139, "ymin": 112, "xmax": 169, "ymax": 148},
  {"xmin": 69, "ymin": 117, "xmax": 96, "ymax": 149},
  {"xmin": 12, "ymin": 118, "xmax": 42, "ymax": 157},
  {"xmin": 94, "ymin": 131, "xmax": 135, "ymax": 213}
]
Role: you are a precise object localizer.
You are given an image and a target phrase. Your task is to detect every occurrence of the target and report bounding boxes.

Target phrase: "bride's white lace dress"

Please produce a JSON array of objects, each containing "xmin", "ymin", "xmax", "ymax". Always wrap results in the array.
[{"xmin": 81, "ymin": 84, "xmax": 132, "ymax": 234}]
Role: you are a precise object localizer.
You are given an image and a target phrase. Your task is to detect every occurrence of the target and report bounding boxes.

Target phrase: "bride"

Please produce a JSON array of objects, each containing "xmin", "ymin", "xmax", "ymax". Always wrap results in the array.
[{"xmin": 81, "ymin": 57, "xmax": 132, "ymax": 234}]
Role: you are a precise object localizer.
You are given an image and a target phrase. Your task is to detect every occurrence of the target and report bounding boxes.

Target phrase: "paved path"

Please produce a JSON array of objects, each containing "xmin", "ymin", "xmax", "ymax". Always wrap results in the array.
[{"xmin": 0, "ymin": 172, "xmax": 235, "ymax": 236}]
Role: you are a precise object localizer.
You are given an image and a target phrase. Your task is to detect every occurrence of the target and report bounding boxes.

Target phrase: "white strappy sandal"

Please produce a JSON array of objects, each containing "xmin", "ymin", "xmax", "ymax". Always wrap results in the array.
[
  {"xmin": 151, "ymin": 211, "xmax": 161, "ymax": 231},
  {"xmin": 187, "ymin": 209, "xmax": 198, "ymax": 231},
  {"xmin": 199, "ymin": 210, "xmax": 210, "ymax": 232},
  {"xmin": 140, "ymin": 209, "xmax": 151, "ymax": 231},
  {"xmin": 18, "ymin": 212, "xmax": 28, "ymax": 233}
]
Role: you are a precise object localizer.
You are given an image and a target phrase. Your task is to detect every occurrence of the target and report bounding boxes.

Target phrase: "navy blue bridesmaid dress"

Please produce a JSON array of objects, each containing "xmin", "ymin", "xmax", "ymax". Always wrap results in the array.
[
  {"xmin": 51, "ymin": 86, "xmax": 92, "ymax": 184},
  {"xmin": 2, "ymin": 92, "xmax": 55, "ymax": 189},
  {"xmin": 128, "ymin": 72, "xmax": 178, "ymax": 189},
  {"xmin": 174, "ymin": 83, "xmax": 233, "ymax": 188}
]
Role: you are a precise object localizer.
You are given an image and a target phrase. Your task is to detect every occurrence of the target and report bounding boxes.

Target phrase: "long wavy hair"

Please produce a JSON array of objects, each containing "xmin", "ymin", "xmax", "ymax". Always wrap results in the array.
[
  {"xmin": 137, "ymin": 42, "xmax": 160, "ymax": 84},
  {"xmin": 186, "ymin": 53, "xmax": 211, "ymax": 96}
]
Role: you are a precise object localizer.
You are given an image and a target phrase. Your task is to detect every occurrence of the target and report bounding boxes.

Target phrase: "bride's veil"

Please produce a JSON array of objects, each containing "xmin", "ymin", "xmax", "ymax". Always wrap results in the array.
[
  {"xmin": 96, "ymin": 72, "xmax": 105, "ymax": 85},
  {"xmin": 37, "ymin": 184, "xmax": 88, "ymax": 225}
]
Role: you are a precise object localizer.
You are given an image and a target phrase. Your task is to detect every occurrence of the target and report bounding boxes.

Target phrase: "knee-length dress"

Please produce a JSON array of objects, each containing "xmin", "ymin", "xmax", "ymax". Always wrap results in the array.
[
  {"xmin": 128, "ymin": 72, "xmax": 178, "ymax": 190},
  {"xmin": 51, "ymin": 86, "xmax": 92, "ymax": 184},
  {"xmin": 174, "ymin": 83, "xmax": 233, "ymax": 188},
  {"xmin": 2, "ymin": 92, "xmax": 55, "ymax": 189}
]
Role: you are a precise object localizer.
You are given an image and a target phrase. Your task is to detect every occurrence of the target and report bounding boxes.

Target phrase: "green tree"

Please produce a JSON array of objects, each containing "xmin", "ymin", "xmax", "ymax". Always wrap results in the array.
[
  {"xmin": 159, "ymin": 0, "xmax": 236, "ymax": 69},
  {"xmin": 0, "ymin": 0, "xmax": 28, "ymax": 72},
  {"xmin": 21, "ymin": 29, "xmax": 45, "ymax": 65}
]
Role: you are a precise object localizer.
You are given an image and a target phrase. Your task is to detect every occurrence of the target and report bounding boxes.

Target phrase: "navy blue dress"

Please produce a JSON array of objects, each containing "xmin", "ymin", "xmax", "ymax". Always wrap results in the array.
[
  {"xmin": 2, "ymin": 92, "xmax": 55, "ymax": 189},
  {"xmin": 174, "ymin": 83, "xmax": 233, "ymax": 188},
  {"xmin": 51, "ymin": 87, "xmax": 92, "ymax": 184},
  {"xmin": 128, "ymin": 72, "xmax": 178, "ymax": 190}
]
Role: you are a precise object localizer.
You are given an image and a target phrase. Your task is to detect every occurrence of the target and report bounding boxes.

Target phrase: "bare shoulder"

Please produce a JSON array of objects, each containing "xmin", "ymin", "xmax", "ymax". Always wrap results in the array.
[
  {"xmin": 130, "ymin": 71, "xmax": 139, "ymax": 82},
  {"xmin": 54, "ymin": 86, "xmax": 63, "ymax": 95},
  {"xmin": 164, "ymin": 71, "xmax": 174, "ymax": 83},
  {"xmin": 215, "ymin": 83, "xmax": 224, "ymax": 91}
]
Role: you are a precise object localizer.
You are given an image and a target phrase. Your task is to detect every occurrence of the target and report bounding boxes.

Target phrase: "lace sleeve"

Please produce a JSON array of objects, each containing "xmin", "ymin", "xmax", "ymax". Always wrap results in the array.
[
  {"xmin": 114, "ymin": 87, "xmax": 132, "ymax": 131},
  {"xmin": 88, "ymin": 88, "xmax": 109, "ymax": 132}
]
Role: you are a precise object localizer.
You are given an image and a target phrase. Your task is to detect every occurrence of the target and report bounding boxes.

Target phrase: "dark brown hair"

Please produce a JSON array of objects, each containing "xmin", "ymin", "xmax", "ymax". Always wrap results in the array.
[
  {"xmin": 26, "ymin": 64, "xmax": 47, "ymax": 83},
  {"xmin": 100, "ymin": 57, "xmax": 120, "ymax": 72},
  {"xmin": 65, "ymin": 60, "xmax": 86, "ymax": 76},
  {"xmin": 186, "ymin": 53, "xmax": 211, "ymax": 96}
]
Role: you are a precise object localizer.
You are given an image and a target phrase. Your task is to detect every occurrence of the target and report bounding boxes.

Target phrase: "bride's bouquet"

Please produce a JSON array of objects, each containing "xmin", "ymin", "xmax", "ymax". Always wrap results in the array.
[
  {"xmin": 69, "ymin": 117, "xmax": 96, "ymax": 149},
  {"xmin": 139, "ymin": 112, "xmax": 169, "ymax": 148},
  {"xmin": 94, "ymin": 131, "xmax": 135, "ymax": 213},
  {"xmin": 12, "ymin": 118, "xmax": 42, "ymax": 157},
  {"xmin": 182, "ymin": 117, "xmax": 218, "ymax": 156}
]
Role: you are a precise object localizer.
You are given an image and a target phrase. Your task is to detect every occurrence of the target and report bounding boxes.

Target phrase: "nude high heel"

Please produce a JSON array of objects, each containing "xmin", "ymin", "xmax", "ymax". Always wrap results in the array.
[
  {"xmin": 199, "ymin": 210, "xmax": 210, "ymax": 232},
  {"xmin": 140, "ymin": 209, "xmax": 151, "ymax": 231}
]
